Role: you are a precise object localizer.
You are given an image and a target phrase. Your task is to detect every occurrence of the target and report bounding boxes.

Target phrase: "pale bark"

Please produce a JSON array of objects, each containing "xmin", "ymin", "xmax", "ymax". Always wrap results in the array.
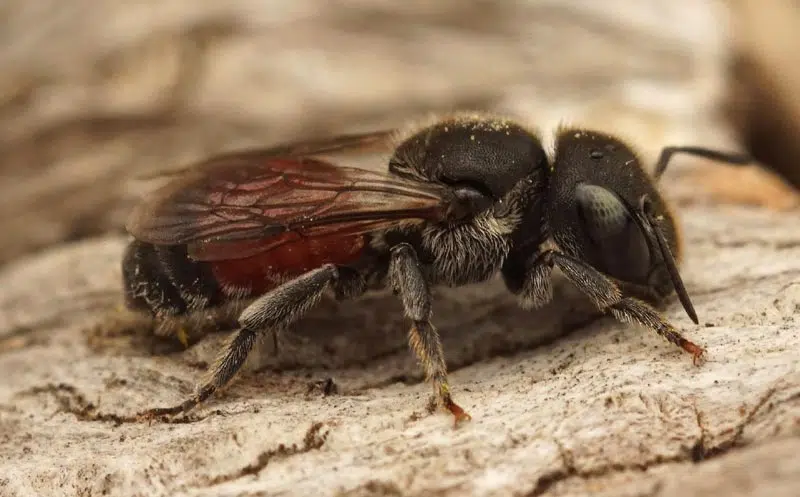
[{"xmin": 0, "ymin": 2, "xmax": 798, "ymax": 496}]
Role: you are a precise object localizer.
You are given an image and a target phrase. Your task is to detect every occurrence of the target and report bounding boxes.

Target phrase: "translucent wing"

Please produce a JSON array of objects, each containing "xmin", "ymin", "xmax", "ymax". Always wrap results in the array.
[
  {"xmin": 136, "ymin": 130, "xmax": 398, "ymax": 181},
  {"xmin": 126, "ymin": 153, "xmax": 450, "ymax": 261}
]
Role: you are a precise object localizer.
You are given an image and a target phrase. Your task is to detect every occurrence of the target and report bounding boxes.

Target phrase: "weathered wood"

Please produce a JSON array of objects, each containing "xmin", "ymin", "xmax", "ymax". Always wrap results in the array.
[
  {"xmin": 0, "ymin": 194, "xmax": 798, "ymax": 497},
  {"xmin": 1, "ymin": 2, "xmax": 799, "ymax": 496}
]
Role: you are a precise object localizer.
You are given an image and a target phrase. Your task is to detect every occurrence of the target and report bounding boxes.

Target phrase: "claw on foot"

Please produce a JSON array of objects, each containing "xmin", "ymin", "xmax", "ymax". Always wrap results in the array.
[
  {"xmin": 445, "ymin": 399, "xmax": 472, "ymax": 427},
  {"xmin": 440, "ymin": 388, "xmax": 471, "ymax": 426},
  {"xmin": 681, "ymin": 339, "xmax": 706, "ymax": 366},
  {"xmin": 135, "ymin": 402, "xmax": 190, "ymax": 423},
  {"xmin": 138, "ymin": 385, "xmax": 212, "ymax": 422}
]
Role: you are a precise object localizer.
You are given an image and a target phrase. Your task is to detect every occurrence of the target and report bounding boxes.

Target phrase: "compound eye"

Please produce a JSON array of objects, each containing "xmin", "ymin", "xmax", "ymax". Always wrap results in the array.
[{"xmin": 575, "ymin": 184, "xmax": 651, "ymax": 282}]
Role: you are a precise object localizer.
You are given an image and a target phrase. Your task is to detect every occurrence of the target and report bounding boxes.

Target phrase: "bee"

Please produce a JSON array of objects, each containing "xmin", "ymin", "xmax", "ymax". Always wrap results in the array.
[{"xmin": 122, "ymin": 113, "xmax": 750, "ymax": 423}]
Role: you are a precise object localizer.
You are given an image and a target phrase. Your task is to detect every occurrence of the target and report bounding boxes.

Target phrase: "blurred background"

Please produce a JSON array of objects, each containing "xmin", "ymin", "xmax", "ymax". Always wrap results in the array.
[{"xmin": 0, "ymin": 0, "xmax": 798, "ymax": 267}]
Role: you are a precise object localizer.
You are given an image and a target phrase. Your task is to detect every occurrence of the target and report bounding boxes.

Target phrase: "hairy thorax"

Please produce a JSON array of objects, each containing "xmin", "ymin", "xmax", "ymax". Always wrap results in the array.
[{"xmin": 420, "ymin": 211, "xmax": 516, "ymax": 287}]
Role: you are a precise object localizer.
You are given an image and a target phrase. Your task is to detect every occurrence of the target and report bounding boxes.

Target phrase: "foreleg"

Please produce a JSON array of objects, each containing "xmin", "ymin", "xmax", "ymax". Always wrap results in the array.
[{"xmin": 508, "ymin": 250, "xmax": 704, "ymax": 362}]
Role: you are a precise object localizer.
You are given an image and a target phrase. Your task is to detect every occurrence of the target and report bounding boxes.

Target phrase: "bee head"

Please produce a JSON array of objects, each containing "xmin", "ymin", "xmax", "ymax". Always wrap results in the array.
[{"xmin": 548, "ymin": 128, "xmax": 698, "ymax": 323}]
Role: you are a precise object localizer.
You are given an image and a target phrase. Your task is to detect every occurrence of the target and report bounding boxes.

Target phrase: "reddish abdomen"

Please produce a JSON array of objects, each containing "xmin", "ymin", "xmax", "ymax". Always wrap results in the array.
[{"xmin": 206, "ymin": 232, "xmax": 366, "ymax": 295}]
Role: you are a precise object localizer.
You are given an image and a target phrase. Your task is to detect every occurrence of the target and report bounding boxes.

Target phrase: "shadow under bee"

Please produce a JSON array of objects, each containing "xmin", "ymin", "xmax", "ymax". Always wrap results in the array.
[{"xmin": 87, "ymin": 274, "xmax": 601, "ymax": 377}]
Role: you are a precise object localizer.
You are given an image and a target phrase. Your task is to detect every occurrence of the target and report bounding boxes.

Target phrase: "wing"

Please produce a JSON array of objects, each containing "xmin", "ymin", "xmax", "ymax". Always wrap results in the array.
[
  {"xmin": 136, "ymin": 129, "xmax": 398, "ymax": 181},
  {"xmin": 126, "ymin": 153, "xmax": 450, "ymax": 260},
  {"xmin": 250, "ymin": 129, "xmax": 397, "ymax": 158}
]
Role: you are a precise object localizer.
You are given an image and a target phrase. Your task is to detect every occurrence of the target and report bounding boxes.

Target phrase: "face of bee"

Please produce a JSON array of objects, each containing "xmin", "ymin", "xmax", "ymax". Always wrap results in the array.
[
  {"xmin": 388, "ymin": 117, "xmax": 547, "ymax": 222},
  {"xmin": 546, "ymin": 128, "xmax": 688, "ymax": 305}
]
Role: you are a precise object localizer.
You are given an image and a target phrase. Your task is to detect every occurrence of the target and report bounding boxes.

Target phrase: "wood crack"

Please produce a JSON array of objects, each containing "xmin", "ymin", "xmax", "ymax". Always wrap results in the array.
[
  {"xmin": 198, "ymin": 422, "xmax": 330, "ymax": 488},
  {"xmin": 525, "ymin": 385, "xmax": 795, "ymax": 496},
  {"xmin": 13, "ymin": 383, "xmax": 212, "ymax": 425}
]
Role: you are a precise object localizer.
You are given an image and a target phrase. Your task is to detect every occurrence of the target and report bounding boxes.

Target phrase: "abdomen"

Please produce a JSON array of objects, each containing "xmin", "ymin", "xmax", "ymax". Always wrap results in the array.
[
  {"xmin": 205, "ymin": 232, "xmax": 367, "ymax": 295},
  {"xmin": 122, "ymin": 232, "xmax": 368, "ymax": 317}
]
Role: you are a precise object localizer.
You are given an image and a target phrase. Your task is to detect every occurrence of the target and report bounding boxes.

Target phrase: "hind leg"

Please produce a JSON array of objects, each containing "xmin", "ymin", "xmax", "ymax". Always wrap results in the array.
[{"xmin": 139, "ymin": 264, "xmax": 365, "ymax": 418}]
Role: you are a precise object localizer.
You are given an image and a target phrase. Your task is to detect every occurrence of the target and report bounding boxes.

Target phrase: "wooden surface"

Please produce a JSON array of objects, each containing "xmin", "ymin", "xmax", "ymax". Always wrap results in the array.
[
  {"xmin": 0, "ymin": 201, "xmax": 798, "ymax": 497},
  {"xmin": 1, "ymin": 1, "xmax": 799, "ymax": 496}
]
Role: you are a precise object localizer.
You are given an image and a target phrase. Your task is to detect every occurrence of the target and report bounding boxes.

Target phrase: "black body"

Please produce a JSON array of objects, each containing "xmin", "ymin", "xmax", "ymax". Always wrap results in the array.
[{"xmin": 123, "ymin": 114, "xmax": 750, "ymax": 422}]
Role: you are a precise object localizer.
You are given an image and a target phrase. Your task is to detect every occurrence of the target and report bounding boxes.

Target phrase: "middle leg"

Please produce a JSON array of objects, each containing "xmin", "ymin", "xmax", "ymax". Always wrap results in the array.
[{"xmin": 389, "ymin": 243, "xmax": 471, "ymax": 424}]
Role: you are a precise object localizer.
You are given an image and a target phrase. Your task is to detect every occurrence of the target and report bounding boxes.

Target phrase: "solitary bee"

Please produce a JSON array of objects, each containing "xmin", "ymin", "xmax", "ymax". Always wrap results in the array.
[{"xmin": 123, "ymin": 113, "xmax": 750, "ymax": 423}]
